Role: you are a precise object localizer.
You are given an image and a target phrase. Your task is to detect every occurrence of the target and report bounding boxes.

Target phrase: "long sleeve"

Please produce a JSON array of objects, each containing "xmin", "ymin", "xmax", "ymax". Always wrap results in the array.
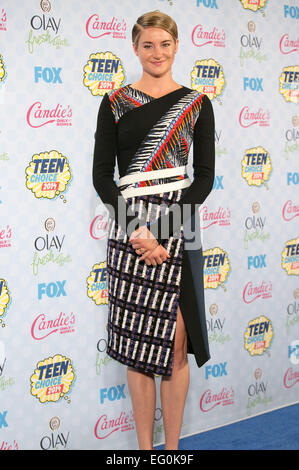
[
  {"xmin": 92, "ymin": 93, "xmax": 147, "ymax": 238},
  {"xmin": 149, "ymin": 94, "xmax": 215, "ymax": 244}
]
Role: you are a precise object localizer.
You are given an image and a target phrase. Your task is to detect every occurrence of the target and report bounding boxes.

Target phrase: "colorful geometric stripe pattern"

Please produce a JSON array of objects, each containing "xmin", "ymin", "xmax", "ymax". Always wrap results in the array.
[{"xmin": 108, "ymin": 86, "xmax": 205, "ymax": 194}]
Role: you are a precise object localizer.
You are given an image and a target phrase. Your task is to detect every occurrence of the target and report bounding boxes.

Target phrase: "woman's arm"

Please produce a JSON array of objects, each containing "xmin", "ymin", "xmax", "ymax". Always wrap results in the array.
[{"xmin": 92, "ymin": 93, "xmax": 147, "ymax": 238}]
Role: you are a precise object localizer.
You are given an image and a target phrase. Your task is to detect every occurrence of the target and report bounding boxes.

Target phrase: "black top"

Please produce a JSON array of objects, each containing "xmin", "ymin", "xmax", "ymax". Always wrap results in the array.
[{"xmin": 92, "ymin": 85, "xmax": 215, "ymax": 245}]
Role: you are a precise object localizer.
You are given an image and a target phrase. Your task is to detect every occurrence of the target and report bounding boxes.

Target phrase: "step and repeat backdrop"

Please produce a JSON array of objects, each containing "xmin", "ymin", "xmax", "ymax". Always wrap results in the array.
[{"xmin": 0, "ymin": 0, "xmax": 298, "ymax": 451}]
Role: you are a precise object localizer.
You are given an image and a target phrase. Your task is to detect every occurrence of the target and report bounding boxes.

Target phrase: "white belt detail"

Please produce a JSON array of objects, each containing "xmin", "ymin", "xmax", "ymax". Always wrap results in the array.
[
  {"xmin": 117, "ymin": 165, "xmax": 188, "ymax": 186},
  {"xmin": 119, "ymin": 177, "xmax": 191, "ymax": 198}
]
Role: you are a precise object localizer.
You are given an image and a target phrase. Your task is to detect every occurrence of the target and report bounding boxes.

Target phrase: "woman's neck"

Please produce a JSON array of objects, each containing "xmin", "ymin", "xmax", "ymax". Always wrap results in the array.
[{"xmin": 131, "ymin": 73, "xmax": 180, "ymax": 97}]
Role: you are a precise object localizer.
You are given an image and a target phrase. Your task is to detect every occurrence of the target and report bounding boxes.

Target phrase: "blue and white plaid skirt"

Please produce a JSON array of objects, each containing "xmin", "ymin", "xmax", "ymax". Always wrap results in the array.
[{"xmin": 106, "ymin": 188, "xmax": 185, "ymax": 377}]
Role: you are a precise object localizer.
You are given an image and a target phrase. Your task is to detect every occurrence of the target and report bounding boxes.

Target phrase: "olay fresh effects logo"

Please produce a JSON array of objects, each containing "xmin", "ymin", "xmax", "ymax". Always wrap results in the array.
[
  {"xmin": 26, "ymin": 1, "xmax": 69, "ymax": 54},
  {"xmin": 25, "ymin": 151, "xmax": 72, "ymax": 200},
  {"xmin": 279, "ymin": 65, "xmax": 299, "ymax": 104},
  {"xmin": 285, "ymin": 289, "xmax": 299, "ymax": 334},
  {"xmin": 0, "ymin": 279, "xmax": 11, "ymax": 328},
  {"xmin": 30, "ymin": 354, "xmax": 75, "ymax": 404},
  {"xmin": 244, "ymin": 316, "xmax": 273, "ymax": 356},
  {"xmin": 241, "ymin": 146, "xmax": 272, "ymax": 188},
  {"xmin": 200, "ymin": 205, "xmax": 231, "ymax": 229},
  {"xmin": 239, "ymin": 21, "xmax": 267, "ymax": 67},
  {"xmin": 83, "ymin": 51, "xmax": 125, "ymax": 95},
  {"xmin": 239, "ymin": 107, "xmax": 270, "ymax": 127},
  {"xmin": 191, "ymin": 24, "xmax": 225, "ymax": 48},
  {"xmin": 0, "ymin": 8, "xmax": 7, "ymax": 31},
  {"xmin": 94, "ymin": 409, "xmax": 135, "ymax": 439},
  {"xmin": 281, "ymin": 237, "xmax": 299, "ymax": 276},
  {"xmin": 279, "ymin": 34, "xmax": 299, "ymax": 55},
  {"xmin": 199, "ymin": 387, "xmax": 235, "ymax": 412},
  {"xmin": 206, "ymin": 303, "xmax": 230, "ymax": 345},
  {"xmin": 40, "ymin": 417, "xmax": 70, "ymax": 450},
  {"xmin": 202, "ymin": 247, "xmax": 231, "ymax": 290},
  {"xmin": 284, "ymin": 115, "xmax": 299, "ymax": 157},
  {"xmin": 86, "ymin": 14, "xmax": 126, "ymax": 39},
  {"xmin": 191, "ymin": 58, "xmax": 225, "ymax": 102},
  {"xmin": 26, "ymin": 102, "xmax": 72, "ymax": 127},
  {"xmin": 87, "ymin": 262, "xmax": 108, "ymax": 305},
  {"xmin": 246, "ymin": 369, "xmax": 272, "ymax": 416},
  {"xmin": 243, "ymin": 201, "xmax": 270, "ymax": 249},
  {"xmin": 31, "ymin": 219, "xmax": 71, "ymax": 276},
  {"xmin": 239, "ymin": 0, "xmax": 268, "ymax": 12},
  {"xmin": 283, "ymin": 200, "xmax": 299, "ymax": 222}
]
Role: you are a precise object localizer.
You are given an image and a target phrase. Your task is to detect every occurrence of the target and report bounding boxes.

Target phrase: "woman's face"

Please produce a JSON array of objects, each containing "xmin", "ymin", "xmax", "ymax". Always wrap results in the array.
[{"xmin": 133, "ymin": 27, "xmax": 178, "ymax": 78}]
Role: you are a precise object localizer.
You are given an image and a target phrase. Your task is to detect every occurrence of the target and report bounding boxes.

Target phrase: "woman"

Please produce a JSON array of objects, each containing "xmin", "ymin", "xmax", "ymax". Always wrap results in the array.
[{"xmin": 92, "ymin": 10, "xmax": 215, "ymax": 450}]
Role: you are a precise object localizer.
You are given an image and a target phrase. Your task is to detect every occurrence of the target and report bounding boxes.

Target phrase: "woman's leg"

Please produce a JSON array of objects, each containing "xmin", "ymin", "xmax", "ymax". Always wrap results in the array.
[
  {"xmin": 127, "ymin": 366, "xmax": 156, "ymax": 450},
  {"xmin": 160, "ymin": 305, "xmax": 190, "ymax": 450}
]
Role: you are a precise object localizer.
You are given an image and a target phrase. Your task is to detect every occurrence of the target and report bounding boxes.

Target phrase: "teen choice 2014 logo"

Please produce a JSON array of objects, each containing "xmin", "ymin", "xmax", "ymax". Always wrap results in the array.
[
  {"xmin": 191, "ymin": 58, "xmax": 225, "ymax": 102},
  {"xmin": 281, "ymin": 237, "xmax": 299, "ymax": 276},
  {"xmin": 202, "ymin": 247, "xmax": 230, "ymax": 290},
  {"xmin": 87, "ymin": 262, "xmax": 108, "ymax": 305},
  {"xmin": 0, "ymin": 53, "xmax": 7, "ymax": 83},
  {"xmin": 0, "ymin": 278, "xmax": 12, "ymax": 327},
  {"xmin": 83, "ymin": 51, "xmax": 125, "ymax": 96},
  {"xmin": 239, "ymin": 0, "xmax": 268, "ymax": 12},
  {"xmin": 25, "ymin": 150, "xmax": 72, "ymax": 201},
  {"xmin": 30, "ymin": 354, "xmax": 75, "ymax": 404},
  {"xmin": 241, "ymin": 146, "xmax": 272, "ymax": 188},
  {"xmin": 244, "ymin": 316, "xmax": 273, "ymax": 356},
  {"xmin": 279, "ymin": 66, "xmax": 299, "ymax": 104}
]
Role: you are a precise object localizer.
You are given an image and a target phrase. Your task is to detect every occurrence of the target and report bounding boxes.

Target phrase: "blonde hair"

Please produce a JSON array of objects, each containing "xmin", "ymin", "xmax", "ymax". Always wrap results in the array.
[{"xmin": 132, "ymin": 10, "xmax": 178, "ymax": 48}]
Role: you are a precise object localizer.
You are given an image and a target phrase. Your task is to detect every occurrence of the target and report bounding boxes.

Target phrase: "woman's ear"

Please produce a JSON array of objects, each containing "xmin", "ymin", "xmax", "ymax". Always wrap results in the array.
[
  {"xmin": 175, "ymin": 38, "xmax": 179, "ymax": 53},
  {"xmin": 132, "ymin": 42, "xmax": 138, "ymax": 56}
]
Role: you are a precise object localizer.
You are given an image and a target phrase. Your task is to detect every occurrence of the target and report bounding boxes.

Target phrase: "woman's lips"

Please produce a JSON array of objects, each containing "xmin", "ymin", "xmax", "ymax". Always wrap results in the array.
[{"xmin": 152, "ymin": 61, "xmax": 164, "ymax": 66}]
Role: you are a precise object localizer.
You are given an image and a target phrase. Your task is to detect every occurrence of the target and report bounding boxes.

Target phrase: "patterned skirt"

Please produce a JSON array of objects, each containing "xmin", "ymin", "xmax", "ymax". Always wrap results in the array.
[{"xmin": 106, "ymin": 188, "xmax": 185, "ymax": 377}]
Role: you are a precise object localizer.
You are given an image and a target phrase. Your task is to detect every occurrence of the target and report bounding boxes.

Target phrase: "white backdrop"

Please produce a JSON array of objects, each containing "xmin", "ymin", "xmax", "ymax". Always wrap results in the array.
[{"xmin": 0, "ymin": 0, "xmax": 298, "ymax": 451}]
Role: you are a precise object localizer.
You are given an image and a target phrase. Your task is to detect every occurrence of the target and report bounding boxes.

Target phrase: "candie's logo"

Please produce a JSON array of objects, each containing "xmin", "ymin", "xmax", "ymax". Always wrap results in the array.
[
  {"xmin": 281, "ymin": 237, "xmax": 299, "ymax": 276},
  {"xmin": 202, "ymin": 247, "xmax": 230, "ymax": 290},
  {"xmin": 239, "ymin": 106, "xmax": 270, "ymax": 127},
  {"xmin": 244, "ymin": 316, "xmax": 273, "ymax": 356},
  {"xmin": 239, "ymin": 0, "xmax": 268, "ymax": 12},
  {"xmin": 83, "ymin": 51, "xmax": 125, "ymax": 95},
  {"xmin": 241, "ymin": 146, "xmax": 272, "ymax": 188},
  {"xmin": 191, "ymin": 58, "xmax": 225, "ymax": 102},
  {"xmin": 87, "ymin": 262, "xmax": 108, "ymax": 305},
  {"xmin": 279, "ymin": 34, "xmax": 299, "ymax": 55},
  {"xmin": 86, "ymin": 14, "xmax": 126, "ymax": 39},
  {"xmin": 25, "ymin": 150, "xmax": 72, "ymax": 201},
  {"xmin": 191, "ymin": 24, "xmax": 226, "ymax": 48},
  {"xmin": 0, "ymin": 279, "xmax": 11, "ymax": 327},
  {"xmin": 30, "ymin": 354, "xmax": 75, "ymax": 403},
  {"xmin": 279, "ymin": 66, "xmax": 299, "ymax": 104}
]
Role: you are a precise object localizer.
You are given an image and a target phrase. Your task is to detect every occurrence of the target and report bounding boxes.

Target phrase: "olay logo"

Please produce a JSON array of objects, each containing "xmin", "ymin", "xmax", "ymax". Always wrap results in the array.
[
  {"xmin": 282, "ymin": 200, "xmax": 299, "ymax": 222},
  {"xmin": 279, "ymin": 34, "xmax": 299, "ymax": 55}
]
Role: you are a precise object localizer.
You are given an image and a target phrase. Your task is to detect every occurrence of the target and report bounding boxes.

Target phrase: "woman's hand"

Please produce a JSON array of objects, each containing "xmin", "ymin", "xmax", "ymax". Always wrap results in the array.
[{"xmin": 129, "ymin": 225, "xmax": 170, "ymax": 266}]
